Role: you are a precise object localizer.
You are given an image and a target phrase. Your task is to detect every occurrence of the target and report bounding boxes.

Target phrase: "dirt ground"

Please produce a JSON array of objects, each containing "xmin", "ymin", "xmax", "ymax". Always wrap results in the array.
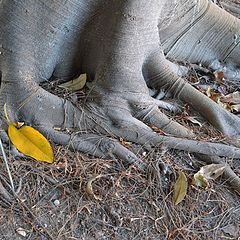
[{"xmin": 0, "ymin": 1, "xmax": 240, "ymax": 239}]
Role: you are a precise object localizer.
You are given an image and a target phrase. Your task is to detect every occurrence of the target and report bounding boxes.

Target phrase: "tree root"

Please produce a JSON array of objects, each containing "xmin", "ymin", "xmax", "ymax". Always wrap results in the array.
[
  {"xmin": 160, "ymin": 136, "xmax": 240, "ymax": 159},
  {"xmin": 1, "ymin": 0, "xmax": 240, "ymax": 194}
]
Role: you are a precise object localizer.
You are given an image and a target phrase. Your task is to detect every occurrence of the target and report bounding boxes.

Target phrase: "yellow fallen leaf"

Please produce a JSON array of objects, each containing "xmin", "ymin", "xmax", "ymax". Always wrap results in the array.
[
  {"xmin": 86, "ymin": 175, "xmax": 103, "ymax": 201},
  {"xmin": 173, "ymin": 171, "xmax": 188, "ymax": 205},
  {"xmin": 59, "ymin": 73, "xmax": 87, "ymax": 91},
  {"xmin": 8, "ymin": 123, "xmax": 53, "ymax": 163}
]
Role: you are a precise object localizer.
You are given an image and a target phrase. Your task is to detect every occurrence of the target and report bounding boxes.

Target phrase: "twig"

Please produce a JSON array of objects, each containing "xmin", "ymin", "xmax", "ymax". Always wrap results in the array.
[{"xmin": 0, "ymin": 137, "xmax": 15, "ymax": 192}]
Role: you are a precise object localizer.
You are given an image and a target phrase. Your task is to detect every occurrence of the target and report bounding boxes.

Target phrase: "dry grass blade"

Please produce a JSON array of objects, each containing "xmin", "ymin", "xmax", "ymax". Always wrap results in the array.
[{"xmin": 0, "ymin": 137, "xmax": 15, "ymax": 192}]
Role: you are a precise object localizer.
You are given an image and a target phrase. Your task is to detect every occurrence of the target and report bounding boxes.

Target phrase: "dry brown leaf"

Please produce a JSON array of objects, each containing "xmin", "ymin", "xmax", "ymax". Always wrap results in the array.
[
  {"xmin": 220, "ymin": 91, "xmax": 240, "ymax": 104},
  {"xmin": 206, "ymin": 86, "xmax": 212, "ymax": 98},
  {"xmin": 173, "ymin": 171, "xmax": 188, "ymax": 205},
  {"xmin": 149, "ymin": 124, "xmax": 168, "ymax": 135},
  {"xmin": 206, "ymin": 87, "xmax": 222, "ymax": 102},
  {"xmin": 217, "ymin": 98, "xmax": 232, "ymax": 112},
  {"xmin": 231, "ymin": 104, "xmax": 240, "ymax": 112},
  {"xmin": 193, "ymin": 174, "xmax": 209, "ymax": 189},
  {"xmin": 199, "ymin": 164, "xmax": 225, "ymax": 180},
  {"xmin": 119, "ymin": 137, "xmax": 132, "ymax": 148},
  {"xmin": 184, "ymin": 116, "xmax": 202, "ymax": 127},
  {"xmin": 86, "ymin": 175, "xmax": 103, "ymax": 201},
  {"xmin": 214, "ymin": 71, "xmax": 225, "ymax": 84}
]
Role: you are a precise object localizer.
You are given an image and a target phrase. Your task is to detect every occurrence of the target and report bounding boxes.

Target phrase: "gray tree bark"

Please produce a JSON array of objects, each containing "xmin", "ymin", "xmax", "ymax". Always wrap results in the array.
[{"xmin": 0, "ymin": 0, "xmax": 240, "ymax": 190}]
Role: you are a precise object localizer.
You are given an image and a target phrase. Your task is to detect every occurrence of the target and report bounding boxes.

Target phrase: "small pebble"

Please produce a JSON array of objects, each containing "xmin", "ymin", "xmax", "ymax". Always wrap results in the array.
[
  {"xmin": 53, "ymin": 199, "xmax": 60, "ymax": 206},
  {"xmin": 142, "ymin": 152, "xmax": 147, "ymax": 156}
]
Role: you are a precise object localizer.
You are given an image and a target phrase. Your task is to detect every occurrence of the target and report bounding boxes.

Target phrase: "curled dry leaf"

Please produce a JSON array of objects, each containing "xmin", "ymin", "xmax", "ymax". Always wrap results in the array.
[
  {"xmin": 217, "ymin": 98, "xmax": 232, "ymax": 112},
  {"xmin": 193, "ymin": 174, "xmax": 209, "ymax": 189},
  {"xmin": 16, "ymin": 228, "xmax": 27, "ymax": 237},
  {"xmin": 86, "ymin": 175, "xmax": 103, "ymax": 201},
  {"xmin": 193, "ymin": 164, "xmax": 225, "ymax": 189},
  {"xmin": 59, "ymin": 73, "xmax": 87, "ymax": 91},
  {"xmin": 220, "ymin": 91, "xmax": 240, "ymax": 104},
  {"xmin": 8, "ymin": 123, "xmax": 53, "ymax": 163},
  {"xmin": 183, "ymin": 116, "xmax": 202, "ymax": 127},
  {"xmin": 231, "ymin": 104, "xmax": 240, "ymax": 112},
  {"xmin": 206, "ymin": 87, "xmax": 221, "ymax": 102},
  {"xmin": 214, "ymin": 71, "xmax": 225, "ymax": 84},
  {"xmin": 173, "ymin": 171, "xmax": 188, "ymax": 205}
]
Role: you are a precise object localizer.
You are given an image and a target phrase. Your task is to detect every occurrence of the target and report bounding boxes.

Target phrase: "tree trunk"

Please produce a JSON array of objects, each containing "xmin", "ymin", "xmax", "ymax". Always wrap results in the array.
[{"xmin": 1, "ymin": 0, "xmax": 240, "ymax": 190}]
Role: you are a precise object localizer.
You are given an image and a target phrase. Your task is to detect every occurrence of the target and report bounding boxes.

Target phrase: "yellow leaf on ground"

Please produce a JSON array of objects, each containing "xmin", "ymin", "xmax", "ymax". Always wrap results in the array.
[
  {"xmin": 58, "ymin": 73, "xmax": 87, "ymax": 91},
  {"xmin": 8, "ymin": 124, "xmax": 53, "ymax": 163},
  {"xmin": 173, "ymin": 171, "xmax": 188, "ymax": 205}
]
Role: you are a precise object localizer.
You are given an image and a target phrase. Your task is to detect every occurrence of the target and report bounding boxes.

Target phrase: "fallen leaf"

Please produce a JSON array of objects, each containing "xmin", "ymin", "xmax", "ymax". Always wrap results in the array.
[
  {"xmin": 217, "ymin": 98, "xmax": 232, "ymax": 112},
  {"xmin": 193, "ymin": 164, "xmax": 225, "ymax": 189},
  {"xmin": 16, "ymin": 228, "xmax": 27, "ymax": 237},
  {"xmin": 193, "ymin": 173, "xmax": 209, "ymax": 189},
  {"xmin": 16, "ymin": 122, "xmax": 25, "ymax": 128},
  {"xmin": 59, "ymin": 73, "xmax": 87, "ymax": 91},
  {"xmin": 86, "ymin": 175, "xmax": 103, "ymax": 201},
  {"xmin": 231, "ymin": 104, "xmax": 240, "ymax": 112},
  {"xmin": 173, "ymin": 171, "xmax": 188, "ymax": 205},
  {"xmin": 199, "ymin": 164, "xmax": 225, "ymax": 180},
  {"xmin": 149, "ymin": 124, "xmax": 168, "ymax": 135},
  {"xmin": 206, "ymin": 86, "xmax": 213, "ymax": 98},
  {"xmin": 220, "ymin": 91, "xmax": 240, "ymax": 104},
  {"xmin": 8, "ymin": 123, "xmax": 53, "ymax": 163},
  {"xmin": 184, "ymin": 116, "xmax": 202, "ymax": 127},
  {"xmin": 214, "ymin": 71, "xmax": 225, "ymax": 84}
]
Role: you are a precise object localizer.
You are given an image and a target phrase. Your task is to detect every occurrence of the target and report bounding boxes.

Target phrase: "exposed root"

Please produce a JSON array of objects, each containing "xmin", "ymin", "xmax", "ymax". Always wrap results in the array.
[
  {"xmin": 160, "ymin": 135, "xmax": 240, "ymax": 158},
  {"xmin": 1, "ymin": 0, "xmax": 240, "ymax": 195},
  {"xmin": 42, "ymin": 129, "xmax": 147, "ymax": 171},
  {"xmin": 145, "ymin": 49, "xmax": 240, "ymax": 137}
]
